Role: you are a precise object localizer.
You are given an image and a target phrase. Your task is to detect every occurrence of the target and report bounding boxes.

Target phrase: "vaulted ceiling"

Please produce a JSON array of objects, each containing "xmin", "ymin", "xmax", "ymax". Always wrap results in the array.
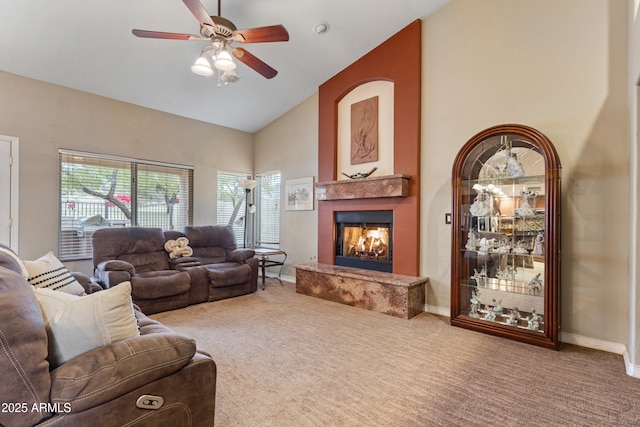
[{"xmin": 0, "ymin": 0, "xmax": 449, "ymax": 133}]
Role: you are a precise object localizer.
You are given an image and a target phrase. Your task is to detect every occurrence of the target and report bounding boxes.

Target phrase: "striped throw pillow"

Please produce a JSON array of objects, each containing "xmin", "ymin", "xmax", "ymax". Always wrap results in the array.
[{"xmin": 24, "ymin": 252, "xmax": 86, "ymax": 296}]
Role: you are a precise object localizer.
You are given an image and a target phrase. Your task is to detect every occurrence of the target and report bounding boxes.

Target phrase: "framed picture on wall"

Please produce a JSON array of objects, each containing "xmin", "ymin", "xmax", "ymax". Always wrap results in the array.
[{"xmin": 286, "ymin": 177, "xmax": 314, "ymax": 211}]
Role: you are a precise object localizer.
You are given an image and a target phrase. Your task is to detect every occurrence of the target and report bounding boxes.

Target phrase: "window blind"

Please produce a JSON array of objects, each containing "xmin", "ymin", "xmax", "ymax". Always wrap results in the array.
[
  {"xmin": 256, "ymin": 171, "xmax": 281, "ymax": 248},
  {"xmin": 59, "ymin": 150, "xmax": 193, "ymax": 260},
  {"xmin": 216, "ymin": 170, "xmax": 250, "ymax": 246}
]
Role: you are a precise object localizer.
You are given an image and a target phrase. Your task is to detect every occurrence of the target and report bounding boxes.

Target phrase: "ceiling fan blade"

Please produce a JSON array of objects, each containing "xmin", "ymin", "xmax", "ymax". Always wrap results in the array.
[
  {"xmin": 132, "ymin": 29, "xmax": 205, "ymax": 40},
  {"xmin": 182, "ymin": 0, "xmax": 217, "ymax": 33},
  {"xmin": 232, "ymin": 48, "xmax": 278, "ymax": 79},
  {"xmin": 232, "ymin": 25, "xmax": 289, "ymax": 43}
]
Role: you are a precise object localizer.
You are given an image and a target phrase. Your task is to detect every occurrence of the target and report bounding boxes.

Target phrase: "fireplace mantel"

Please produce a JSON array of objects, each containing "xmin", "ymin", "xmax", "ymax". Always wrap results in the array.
[{"xmin": 315, "ymin": 174, "xmax": 409, "ymax": 201}]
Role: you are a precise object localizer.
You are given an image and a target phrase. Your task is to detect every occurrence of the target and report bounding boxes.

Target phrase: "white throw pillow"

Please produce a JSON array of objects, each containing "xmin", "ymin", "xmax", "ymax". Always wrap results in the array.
[
  {"xmin": 24, "ymin": 251, "xmax": 86, "ymax": 295},
  {"xmin": 34, "ymin": 281, "xmax": 140, "ymax": 368}
]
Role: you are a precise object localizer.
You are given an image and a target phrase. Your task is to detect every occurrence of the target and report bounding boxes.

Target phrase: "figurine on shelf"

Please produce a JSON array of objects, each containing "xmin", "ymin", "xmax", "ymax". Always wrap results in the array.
[
  {"xmin": 528, "ymin": 273, "xmax": 543, "ymax": 296},
  {"xmin": 497, "ymin": 136, "xmax": 526, "ymax": 178},
  {"xmin": 527, "ymin": 310, "xmax": 542, "ymax": 331},
  {"xmin": 496, "ymin": 268, "xmax": 507, "ymax": 286},
  {"xmin": 465, "ymin": 230, "xmax": 478, "ymax": 250},
  {"xmin": 484, "ymin": 309, "xmax": 496, "ymax": 321},
  {"xmin": 496, "ymin": 266, "xmax": 516, "ymax": 287},
  {"xmin": 532, "ymin": 232, "xmax": 544, "ymax": 256},
  {"xmin": 469, "ymin": 191, "xmax": 492, "ymax": 217},
  {"xmin": 507, "ymin": 153, "xmax": 525, "ymax": 178},
  {"xmin": 515, "ymin": 188, "xmax": 537, "ymax": 216},
  {"xmin": 469, "ymin": 289, "xmax": 481, "ymax": 318},
  {"xmin": 477, "ymin": 237, "xmax": 495, "ymax": 254},
  {"xmin": 496, "ymin": 162, "xmax": 508, "ymax": 177},
  {"xmin": 473, "ymin": 266, "xmax": 487, "ymax": 287},
  {"xmin": 506, "ymin": 307, "xmax": 521, "ymax": 326},
  {"xmin": 495, "ymin": 237, "xmax": 512, "ymax": 253},
  {"xmin": 513, "ymin": 240, "xmax": 530, "ymax": 254},
  {"xmin": 491, "ymin": 299, "xmax": 503, "ymax": 314}
]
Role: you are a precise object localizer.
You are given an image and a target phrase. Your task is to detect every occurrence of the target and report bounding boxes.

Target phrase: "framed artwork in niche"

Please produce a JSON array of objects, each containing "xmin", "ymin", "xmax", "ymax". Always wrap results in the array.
[
  {"xmin": 286, "ymin": 177, "xmax": 314, "ymax": 211},
  {"xmin": 351, "ymin": 96, "xmax": 378, "ymax": 165}
]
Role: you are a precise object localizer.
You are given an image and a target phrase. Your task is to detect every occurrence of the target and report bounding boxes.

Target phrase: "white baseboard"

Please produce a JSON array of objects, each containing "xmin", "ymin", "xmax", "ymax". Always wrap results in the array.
[
  {"xmin": 265, "ymin": 272, "xmax": 296, "ymax": 283},
  {"xmin": 426, "ymin": 304, "xmax": 450, "ymax": 317},
  {"xmin": 623, "ymin": 351, "xmax": 640, "ymax": 378},
  {"xmin": 558, "ymin": 331, "xmax": 626, "ymax": 354}
]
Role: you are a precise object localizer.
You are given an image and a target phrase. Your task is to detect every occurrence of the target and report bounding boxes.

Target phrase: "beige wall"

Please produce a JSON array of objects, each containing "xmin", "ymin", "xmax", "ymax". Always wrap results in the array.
[
  {"xmin": 256, "ymin": 0, "xmax": 631, "ymax": 345},
  {"xmin": 0, "ymin": 70, "xmax": 253, "ymax": 274},
  {"xmin": 426, "ymin": 0, "xmax": 629, "ymax": 344},
  {"xmin": 254, "ymin": 94, "xmax": 319, "ymax": 277}
]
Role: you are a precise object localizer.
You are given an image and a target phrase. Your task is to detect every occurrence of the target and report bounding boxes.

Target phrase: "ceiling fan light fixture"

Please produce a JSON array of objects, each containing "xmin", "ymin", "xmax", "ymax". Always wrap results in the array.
[
  {"xmin": 221, "ymin": 69, "xmax": 240, "ymax": 84},
  {"xmin": 191, "ymin": 55, "xmax": 214, "ymax": 76},
  {"xmin": 214, "ymin": 49, "xmax": 236, "ymax": 71}
]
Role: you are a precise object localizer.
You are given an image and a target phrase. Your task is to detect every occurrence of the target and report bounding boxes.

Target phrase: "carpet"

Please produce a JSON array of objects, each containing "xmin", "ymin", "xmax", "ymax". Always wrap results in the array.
[{"xmin": 151, "ymin": 281, "xmax": 640, "ymax": 426}]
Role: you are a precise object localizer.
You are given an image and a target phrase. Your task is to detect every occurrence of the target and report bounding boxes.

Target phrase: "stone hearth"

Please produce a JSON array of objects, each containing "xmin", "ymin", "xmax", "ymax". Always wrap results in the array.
[{"xmin": 295, "ymin": 263, "xmax": 428, "ymax": 319}]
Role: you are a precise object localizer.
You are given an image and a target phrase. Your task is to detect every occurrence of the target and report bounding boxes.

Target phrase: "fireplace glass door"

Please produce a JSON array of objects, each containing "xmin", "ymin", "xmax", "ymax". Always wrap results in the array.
[
  {"xmin": 335, "ymin": 210, "xmax": 393, "ymax": 272},
  {"xmin": 341, "ymin": 225, "xmax": 390, "ymax": 261}
]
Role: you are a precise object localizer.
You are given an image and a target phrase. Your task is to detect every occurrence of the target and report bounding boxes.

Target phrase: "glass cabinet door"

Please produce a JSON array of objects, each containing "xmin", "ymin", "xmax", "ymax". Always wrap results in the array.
[{"xmin": 451, "ymin": 124, "xmax": 561, "ymax": 349}]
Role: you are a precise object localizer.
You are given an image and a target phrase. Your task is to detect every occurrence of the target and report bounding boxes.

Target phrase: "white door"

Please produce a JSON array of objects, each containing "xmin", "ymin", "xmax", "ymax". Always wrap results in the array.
[{"xmin": 0, "ymin": 136, "xmax": 18, "ymax": 250}]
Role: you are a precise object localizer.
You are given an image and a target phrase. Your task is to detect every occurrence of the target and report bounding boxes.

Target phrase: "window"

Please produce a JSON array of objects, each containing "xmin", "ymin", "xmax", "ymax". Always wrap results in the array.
[
  {"xmin": 216, "ymin": 170, "xmax": 280, "ymax": 249},
  {"xmin": 256, "ymin": 171, "xmax": 281, "ymax": 248},
  {"xmin": 59, "ymin": 150, "xmax": 193, "ymax": 260},
  {"xmin": 216, "ymin": 170, "xmax": 250, "ymax": 247}
]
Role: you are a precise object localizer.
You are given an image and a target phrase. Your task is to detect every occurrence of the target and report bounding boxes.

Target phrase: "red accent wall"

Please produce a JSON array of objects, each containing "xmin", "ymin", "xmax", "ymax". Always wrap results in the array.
[{"xmin": 317, "ymin": 20, "xmax": 422, "ymax": 276}]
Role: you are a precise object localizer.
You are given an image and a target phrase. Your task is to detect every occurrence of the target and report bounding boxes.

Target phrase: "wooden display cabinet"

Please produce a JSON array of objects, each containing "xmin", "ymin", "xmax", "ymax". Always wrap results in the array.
[{"xmin": 450, "ymin": 124, "xmax": 561, "ymax": 349}]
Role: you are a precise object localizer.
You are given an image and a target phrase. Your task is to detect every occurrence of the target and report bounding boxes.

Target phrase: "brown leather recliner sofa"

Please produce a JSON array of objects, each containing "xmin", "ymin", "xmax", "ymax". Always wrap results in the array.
[
  {"xmin": 183, "ymin": 225, "xmax": 259, "ymax": 301},
  {"xmin": 92, "ymin": 227, "xmax": 196, "ymax": 315},
  {"xmin": 92, "ymin": 225, "xmax": 258, "ymax": 314},
  {"xmin": 0, "ymin": 245, "xmax": 216, "ymax": 427}
]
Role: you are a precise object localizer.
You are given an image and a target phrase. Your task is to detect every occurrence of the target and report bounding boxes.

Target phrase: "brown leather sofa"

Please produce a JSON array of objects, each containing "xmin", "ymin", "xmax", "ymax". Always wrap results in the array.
[
  {"xmin": 0, "ymin": 245, "xmax": 216, "ymax": 427},
  {"xmin": 92, "ymin": 226, "xmax": 258, "ymax": 314},
  {"xmin": 92, "ymin": 227, "xmax": 198, "ymax": 314},
  {"xmin": 183, "ymin": 225, "xmax": 259, "ymax": 301}
]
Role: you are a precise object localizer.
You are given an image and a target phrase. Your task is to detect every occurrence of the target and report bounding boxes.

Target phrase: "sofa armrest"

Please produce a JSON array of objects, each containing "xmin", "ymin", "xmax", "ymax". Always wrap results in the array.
[
  {"xmin": 170, "ymin": 256, "xmax": 201, "ymax": 271},
  {"xmin": 94, "ymin": 260, "xmax": 135, "ymax": 288},
  {"xmin": 71, "ymin": 272, "xmax": 103, "ymax": 294},
  {"xmin": 228, "ymin": 249, "xmax": 255, "ymax": 263},
  {"xmin": 96, "ymin": 259, "xmax": 135, "ymax": 274},
  {"xmin": 50, "ymin": 332, "xmax": 196, "ymax": 413}
]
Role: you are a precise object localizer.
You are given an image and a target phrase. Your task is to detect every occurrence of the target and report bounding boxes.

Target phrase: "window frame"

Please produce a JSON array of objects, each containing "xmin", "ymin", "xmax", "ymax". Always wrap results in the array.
[
  {"xmin": 59, "ymin": 149, "xmax": 193, "ymax": 261},
  {"xmin": 216, "ymin": 170, "xmax": 251, "ymax": 247},
  {"xmin": 255, "ymin": 171, "xmax": 281, "ymax": 249}
]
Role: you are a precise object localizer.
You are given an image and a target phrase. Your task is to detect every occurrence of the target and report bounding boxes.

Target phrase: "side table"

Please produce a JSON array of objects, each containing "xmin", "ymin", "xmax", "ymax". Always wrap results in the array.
[{"xmin": 253, "ymin": 248, "xmax": 287, "ymax": 290}]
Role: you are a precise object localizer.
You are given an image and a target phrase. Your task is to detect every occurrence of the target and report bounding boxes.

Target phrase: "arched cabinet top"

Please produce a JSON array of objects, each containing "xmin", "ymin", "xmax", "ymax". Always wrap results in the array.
[{"xmin": 453, "ymin": 124, "xmax": 561, "ymax": 181}]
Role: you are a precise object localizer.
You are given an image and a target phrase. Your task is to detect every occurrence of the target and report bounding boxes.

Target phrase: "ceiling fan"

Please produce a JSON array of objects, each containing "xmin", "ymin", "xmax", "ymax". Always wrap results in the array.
[{"xmin": 132, "ymin": 0, "xmax": 289, "ymax": 84}]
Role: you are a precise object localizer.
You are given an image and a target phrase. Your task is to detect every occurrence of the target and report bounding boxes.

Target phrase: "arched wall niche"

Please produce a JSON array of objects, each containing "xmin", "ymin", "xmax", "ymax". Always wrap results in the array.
[{"xmin": 337, "ymin": 80, "xmax": 395, "ymax": 179}]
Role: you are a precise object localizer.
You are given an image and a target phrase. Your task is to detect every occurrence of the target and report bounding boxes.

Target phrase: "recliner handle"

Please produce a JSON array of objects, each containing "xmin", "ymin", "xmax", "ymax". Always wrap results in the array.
[{"xmin": 136, "ymin": 395, "xmax": 164, "ymax": 410}]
